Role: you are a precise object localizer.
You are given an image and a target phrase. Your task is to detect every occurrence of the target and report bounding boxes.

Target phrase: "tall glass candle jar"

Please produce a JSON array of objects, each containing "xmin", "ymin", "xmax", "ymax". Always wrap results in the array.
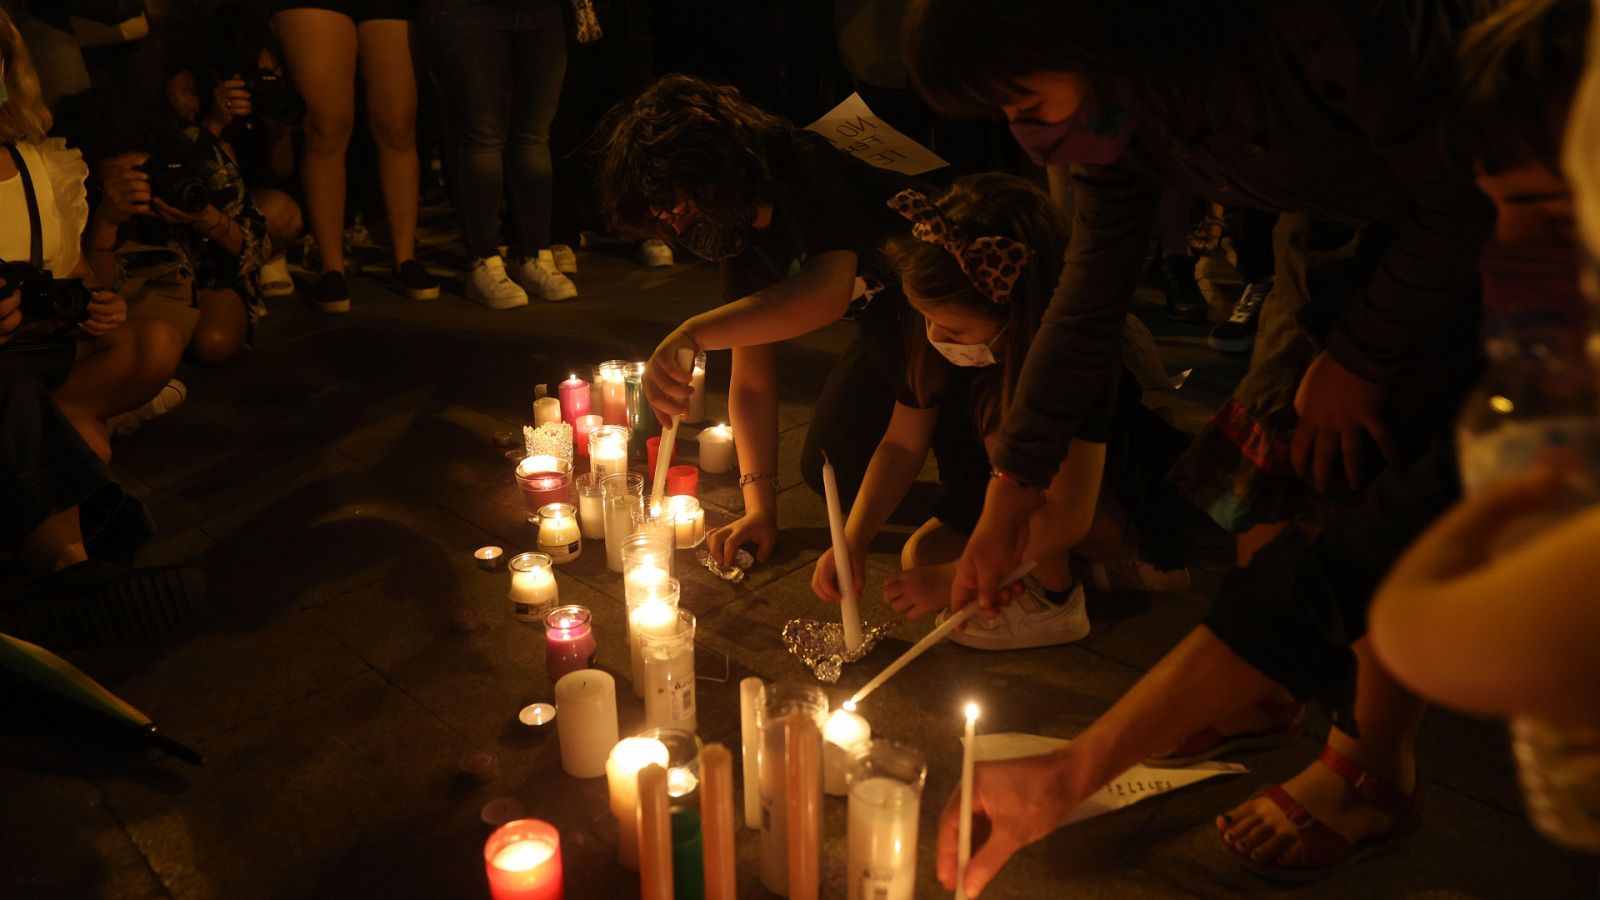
[
  {"xmin": 515, "ymin": 456, "xmax": 573, "ymax": 517},
  {"xmin": 483, "ymin": 818, "xmax": 563, "ymax": 900},
  {"xmin": 637, "ymin": 726, "xmax": 704, "ymax": 803},
  {"xmin": 588, "ymin": 424, "xmax": 632, "ymax": 485},
  {"xmin": 754, "ymin": 682, "xmax": 828, "ymax": 895},
  {"xmin": 596, "ymin": 360, "xmax": 629, "ymax": 426},
  {"xmin": 624, "ymin": 361, "xmax": 659, "ymax": 444},
  {"xmin": 627, "ymin": 576, "xmax": 679, "ymax": 699},
  {"xmin": 537, "ymin": 502, "xmax": 582, "ymax": 564},
  {"xmin": 575, "ymin": 472, "xmax": 605, "ymax": 540},
  {"xmin": 622, "ymin": 531, "xmax": 675, "ymax": 590},
  {"xmin": 846, "ymin": 741, "xmax": 927, "ymax": 900},
  {"xmin": 508, "ymin": 552, "xmax": 557, "ymax": 623},
  {"xmin": 544, "ymin": 605, "xmax": 597, "ymax": 682},
  {"xmin": 641, "ymin": 608, "xmax": 697, "ymax": 734},
  {"xmin": 600, "ymin": 472, "xmax": 645, "ymax": 573},
  {"xmin": 632, "ymin": 501, "xmax": 677, "ymax": 556},
  {"xmin": 669, "ymin": 495, "xmax": 705, "ymax": 548}
]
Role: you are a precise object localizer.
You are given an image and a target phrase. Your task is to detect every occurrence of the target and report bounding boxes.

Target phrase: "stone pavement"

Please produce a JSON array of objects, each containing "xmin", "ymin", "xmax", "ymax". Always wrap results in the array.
[{"xmin": 2, "ymin": 226, "xmax": 1596, "ymax": 899}]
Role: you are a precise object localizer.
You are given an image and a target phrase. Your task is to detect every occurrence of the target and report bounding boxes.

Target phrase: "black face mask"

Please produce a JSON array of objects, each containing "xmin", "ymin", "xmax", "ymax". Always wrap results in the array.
[{"xmin": 676, "ymin": 217, "xmax": 750, "ymax": 261}]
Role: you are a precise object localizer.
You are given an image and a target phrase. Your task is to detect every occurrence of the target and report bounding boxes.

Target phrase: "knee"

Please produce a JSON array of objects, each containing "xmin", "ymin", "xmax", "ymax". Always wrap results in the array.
[
  {"xmin": 255, "ymin": 190, "xmax": 304, "ymax": 243},
  {"xmin": 304, "ymin": 107, "xmax": 355, "ymax": 152},
  {"xmin": 130, "ymin": 318, "xmax": 183, "ymax": 383},
  {"xmin": 368, "ymin": 108, "xmax": 418, "ymax": 153},
  {"xmin": 188, "ymin": 323, "xmax": 244, "ymax": 366}
]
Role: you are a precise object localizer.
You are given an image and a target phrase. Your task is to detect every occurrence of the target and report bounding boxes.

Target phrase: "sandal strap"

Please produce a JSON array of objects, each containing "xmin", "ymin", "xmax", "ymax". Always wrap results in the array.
[
  {"xmin": 1315, "ymin": 746, "xmax": 1418, "ymax": 821},
  {"xmin": 1255, "ymin": 786, "xmax": 1355, "ymax": 868}
]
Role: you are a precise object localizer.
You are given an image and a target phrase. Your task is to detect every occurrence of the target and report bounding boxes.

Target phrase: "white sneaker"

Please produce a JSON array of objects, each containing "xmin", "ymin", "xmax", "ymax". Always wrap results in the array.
[
  {"xmin": 636, "ymin": 238, "xmax": 674, "ymax": 267},
  {"xmin": 1084, "ymin": 559, "xmax": 1192, "ymax": 594},
  {"xmin": 513, "ymin": 252, "xmax": 578, "ymax": 302},
  {"xmin": 467, "ymin": 256, "xmax": 529, "ymax": 310},
  {"xmin": 944, "ymin": 579, "xmax": 1090, "ymax": 651},
  {"xmin": 259, "ymin": 255, "xmax": 295, "ymax": 298},
  {"xmin": 108, "ymin": 378, "xmax": 187, "ymax": 437},
  {"xmin": 548, "ymin": 243, "xmax": 578, "ymax": 274}
]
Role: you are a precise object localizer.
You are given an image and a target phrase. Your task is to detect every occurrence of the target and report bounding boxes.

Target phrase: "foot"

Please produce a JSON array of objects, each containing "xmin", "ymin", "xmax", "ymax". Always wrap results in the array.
[
  {"xmin": 513, "ymin": 252, "xmax": 577, "ymax": 302},
  {"xmin": 942, "ymin": 579, "xmax": 1090, "ymax": 651},
  {"xmin": 636, "ymin": 238, "xmax": 674, "ymax": 267},
  {"xmin": 394, "ymin": 259, "xmax": 441, "ymax": 301},
  {"xmin": 259, "ymin": 254, "xmax": 295, "ymax": 298},
  {"xmin": 466, "ymin": 256, "xmax": 529, "ymax": 310},
  {"xmin": 107, "ymin": 378, "xmax": 187, "ymax": 437},
  {"xmin": 1209, "ymin": 278, "xmax": 1271, "ymax": 353},
  {"xmin": 548, "ymin": 243, "xmax": 578, "ymax": 274},
  {"xmin": 1159, "ymin": 254, "xmax": 1208, "ymax": 324},
  {"xmin": 1148, "ymin": 694, "xmax": 1303, "ymax": 765},
  {"xmin": 312, "ymin": 270, "xmax": 350, "ymax": 314}
]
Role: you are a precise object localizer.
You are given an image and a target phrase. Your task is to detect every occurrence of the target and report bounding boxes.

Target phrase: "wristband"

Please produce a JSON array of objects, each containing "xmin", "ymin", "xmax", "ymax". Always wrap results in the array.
[{"xmin": 990, "ymin": 468, "xmax": 1046, "ymax": 494}]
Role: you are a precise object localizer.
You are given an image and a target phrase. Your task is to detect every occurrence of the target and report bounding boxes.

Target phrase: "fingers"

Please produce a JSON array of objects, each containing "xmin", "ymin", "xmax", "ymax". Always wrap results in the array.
[
  {"xmin": 964, "ymin": 815, "xmax": 1026, "ymax": 898},
  {"xmin": 1312, "ymin": 428, "xmax": 1337, "ymax": 493},
  {"xmin": 1290, "ymin": 422, "xmax": 1314, "ymax": 481},
  {"xmin": 1341, "ymin": 427, "xmax": 1365, "ymax": 491},
  {"xmin": 936, "ymin": 788, "xmax": 960, "ymax": 887},
  {"xmin": 753, "ymin": 526, "xmax": 776, "ymax": 564},
  {"xmin": 950, "ymin": 555, "xmax": 978, "ymax": 613},
  {"xmin": 705, "ymin": 525, "xmax": 733, "ymax": 568},
  {"xmin": 812, "ymin": 553, "xmax": 840, "ymax": 603}
]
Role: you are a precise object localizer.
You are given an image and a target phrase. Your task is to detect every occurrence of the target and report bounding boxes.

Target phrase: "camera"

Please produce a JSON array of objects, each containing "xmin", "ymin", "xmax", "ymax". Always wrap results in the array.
[
  {"xmin": 136, "ymin": 135, "xmax": 214, "ymax": 214},
  {"xmin": 0, "ymin": 260, "xmax": 94, "ymax": 326},
  {"xmin": 240, "ymin": 68, "xmax": 305, "ymax": 125}
]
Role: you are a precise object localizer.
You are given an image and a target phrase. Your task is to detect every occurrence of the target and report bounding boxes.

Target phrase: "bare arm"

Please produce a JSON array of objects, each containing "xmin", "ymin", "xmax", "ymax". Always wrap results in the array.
[
  {"xmin": 704, "ymin": 343, "xmax": 783, "ymax": 566},
  {"xmin": 1019, "ymin": 438, "xmax": 1105, "ymax": 562}
]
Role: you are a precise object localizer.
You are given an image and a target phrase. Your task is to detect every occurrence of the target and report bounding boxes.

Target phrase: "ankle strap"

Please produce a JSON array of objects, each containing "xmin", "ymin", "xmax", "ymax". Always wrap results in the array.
[{"xmin": 1316, "ymin": 745, "xmax": 1416, "ymax": 819}]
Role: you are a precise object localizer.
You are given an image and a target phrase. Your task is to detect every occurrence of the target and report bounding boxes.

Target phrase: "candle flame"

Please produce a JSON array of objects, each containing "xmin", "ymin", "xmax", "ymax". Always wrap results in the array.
[
  {"xmin": 842, "ymin": 699, "xmax": 857, "ymax": 713},
  {"xmin": 965, "ymin": 702, "xmax": 980, "ymax": 723},
  {"xmin": 492, "ymin": 838, "xmax": 555, "ymax": 872}
]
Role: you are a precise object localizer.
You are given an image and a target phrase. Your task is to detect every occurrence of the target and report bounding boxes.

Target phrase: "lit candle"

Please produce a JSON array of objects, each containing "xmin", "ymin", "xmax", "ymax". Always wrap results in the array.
[
  {"xmin": 475, "ymin": 545, "xmax": 504, "ymax": 570},
  {"xmin": 700, "ymin": 743, "xmax": 738, "ymax": 900},
  {"xmin": 559, "ymin": 374, "xmax": 591, "ymax": 426},
  {"xmin": 589, "ymin": 424, "xmax": 632, "ymax": 486},
  {"xmin": 575, "ymin": 472, "xmax": 605, "ymax": 540},
  {"xmin": 601, "ymin": 471, "xmax": 644, "ymax": 573},
  {"xmin": 607, "ymin": 736, "xmax": 669, "ymax": 870},
  {"xmin": 756, "ymin": 684, "xmax": 828, "ymax": 895},
  {"xmin": 623, "ymin": 529, "xmax": 674, "ymax": 587},
  {"xmin": 697, "ymin": 424, "xmax": 735, "ymax": 474},
  {"xmin": 687, "ymin": 351, "xmax": 707, "ymax": 423},
  {"xmin": 483, "ymin": 819, "xmax": 563, "ymax": 900},
  {"xmin": 670, "ymin": 495, "xmax": 706, "ymax": 548},
  {"xmin": 632, "ymin": 502, "xmax": 677, "ymax": 557},
  {"xmin": 845, "ymin": 741, "xmax": 926, "ymax": 900},
  {"xmin": 536, "ymin": 502, "xmax": 582, "ymax": 564},
  {"xmin": 533, "ymin": 396, "xmax": 562, "ymax": 428},
  {"xmin": 544, "ymin": 604, "xmax": 596, "ymax": 682},
  {"xmin": 786, "ymin": 714, "xmax": 822, "ymax": 900},
  {"xmin": 956, "ymin": 702, "xmax": 979, "ymax": 900},
  {"xmin": 508, "ymin": 552, "xmax": 558, "ymax": 623},
  {"xmin": 554, "ymin": 669, "xmax": 617, "ymax": 778},
  {"xmin": 573, "ymin": 414, "xmax": 602, "ymax": 459},
  {"xmin": 638, "ymin": 764, "xmax": 674, "ymax": 900},
  {"xmin": 641, "ymin": 607, "xmax": 696, "ymax": 733},
  {"xmin": 739, "ymin": 677, "xmax": 763, "ymax": 829},
  {"xmin": 821, "ymin": 454, "xmax": 864, "ymax": 653},
  {"xmin": 597, "ymin": 360, "xmax": 629, "ymax": 425},
  {"xmin": 822, "ymin": 708, "xmax": 872, "ymax": 796},
  {"xmin": 629, "ymin": 589, "xmax": 680, "ymax": 701},
  {"xmin": 515, "ymin": 456, "xmax": 572, "ymax": 516}
]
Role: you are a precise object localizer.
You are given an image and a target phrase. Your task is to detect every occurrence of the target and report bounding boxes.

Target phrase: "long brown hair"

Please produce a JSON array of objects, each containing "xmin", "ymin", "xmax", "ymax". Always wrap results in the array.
[
  {"xmin": 0, "ymin": 8, "xmax": 52, "ymax": 143},
  {"xmin": 884, "ymin": 173, "xmax": 1068, "ymax": 437}
]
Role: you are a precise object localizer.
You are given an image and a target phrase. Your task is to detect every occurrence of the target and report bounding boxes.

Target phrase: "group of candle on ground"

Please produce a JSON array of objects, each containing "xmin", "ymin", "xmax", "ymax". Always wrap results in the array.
[{"xmin": 487, "ymin": 669, "xmax": 986, "ymax": 900}]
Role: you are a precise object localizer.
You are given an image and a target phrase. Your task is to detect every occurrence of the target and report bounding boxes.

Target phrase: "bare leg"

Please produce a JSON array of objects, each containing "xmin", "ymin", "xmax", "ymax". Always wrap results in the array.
[
  {"xmin": 1238, "ymin": 520, "xmax": 1293, "ymax": 567},
  {"xmin": 251, "ymin": 186, "xmax": 305, "ymax": 246},
  {"xmin": 188, "ymin": 289, "xmax": 250, "ymax": 366},
  {"xmin": 52, "ymin": 318, "xmax": 184, "ymax": 461},
  {"xmin": 357, "ymin": 19, "xmax": 420, "ymax": 264},
  {"xmin": 20, "ymin": 505, "xmax": 90, "ymax": 574},
  {"xmin": 273, "ymin": 9, "xmax": 358, "ymax": 274}
]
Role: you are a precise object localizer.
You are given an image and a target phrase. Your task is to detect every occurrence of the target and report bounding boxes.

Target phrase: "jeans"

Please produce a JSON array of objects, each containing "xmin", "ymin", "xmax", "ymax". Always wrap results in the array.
[{"xmin": 425, "ymin": 0, "xmax": 567, "ymax": 259}]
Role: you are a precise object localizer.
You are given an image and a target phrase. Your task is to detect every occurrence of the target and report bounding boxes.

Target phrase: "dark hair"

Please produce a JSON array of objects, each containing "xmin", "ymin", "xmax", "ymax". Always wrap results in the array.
[
  {"xmin": 884, "ymin": 173, "xmax": 1068, "ymax": 437},
  {"xmin": 593, "ymin": 74, "xmax": 794, "ymax": 240},
  {"xmin": 1451, "ymin": 0, "xmax": 1592, "ymax": 175},
  {"xmin": 901, "ymin": 0, "xmax": 1256, "ymax": 119}
]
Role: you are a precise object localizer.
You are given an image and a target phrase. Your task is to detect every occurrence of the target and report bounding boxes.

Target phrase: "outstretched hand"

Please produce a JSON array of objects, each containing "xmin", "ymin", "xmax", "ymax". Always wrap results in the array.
[
  {"xmin": 1291, "ymin": 351, "xmax": 1394, "ymax": 492},
  {"xmin": 936, "ymin": 752, "xmax": 1076, "ymax": 897},
  {"xmin": 952, "ymin": 477, "xmax": 1042, "ymax": 618},
  {"xmin": 644, "ymin": 328, "xmax": 698, "ymax": 426}
]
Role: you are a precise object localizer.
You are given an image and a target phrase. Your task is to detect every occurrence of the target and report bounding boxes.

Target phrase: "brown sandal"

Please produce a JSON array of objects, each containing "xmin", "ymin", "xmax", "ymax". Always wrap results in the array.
[{"xmin": 1146, "ymin": 696, "xmax": 1305, "ymax": 767}]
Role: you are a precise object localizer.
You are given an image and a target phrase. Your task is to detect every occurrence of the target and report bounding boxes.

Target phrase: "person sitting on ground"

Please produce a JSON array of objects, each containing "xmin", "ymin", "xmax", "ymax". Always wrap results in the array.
[{"xmin": 810, "ymin": 173, "xmax": 1191, "ymax": 650}]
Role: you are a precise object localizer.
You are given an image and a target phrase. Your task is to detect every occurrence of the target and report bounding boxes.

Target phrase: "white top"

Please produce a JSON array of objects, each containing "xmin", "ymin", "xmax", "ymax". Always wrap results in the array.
[{"xmin": 0, "ymin": 138, "xmax": 88, "ymax": 277}]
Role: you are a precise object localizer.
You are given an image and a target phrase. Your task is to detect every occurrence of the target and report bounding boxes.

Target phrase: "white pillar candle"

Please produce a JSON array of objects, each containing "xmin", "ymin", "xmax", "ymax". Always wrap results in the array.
[
  {"xmin": 597, "ymin": 360, "xmax": 629, "ymax": 426},
  {"xmin": 508, "ymin": 552, "xmax": 558, "ymax": 622},
  {"xmin": 589, "ymin": 425, "xmax": 632, "ymax": 485},
  {"xmin": 739, "ymin": 678, "xmax": 764, "ymax": 829},
  {"xmin": 697, "ymin": 424, "xmax": 736, "ymax": 474},
  {"xmin": 537, "ymin": 503, "xmax": 582, "ymax": 564},
  {"xmin": 821, "ymin": 455, "xmax": 864, "ymax": 653},
  {"xmin": 822, "ymin": 709, "xmax": 871, "ymax": 796},
  {"xmin": 687, "ymin": 352, "xmax": 707, "ymax": 423},
  {"xmin": 607, "ymin": 736, "xmax": 669, "ymax": 870},
  {"xmin": 847, "ymin": 778, "xmax": 920, "ymax": 900},
  {"xmin": 670, "ymin": 495, "xmax": 706, "ymax": 548},
  {"xmin": 642, "ymin": 608, "xmax": 696, "ymax": 733},
  {"xmin": 575, "ymin": 473, "xmax": 605, "ymax": 540},
  {"xmin": 554, "ymin": 669, "xmax": 618, "ymax": 778},
  {"xmin": 956, "ymin": 702, "xmax": 979, "ymax": 900},
  {"xmin": 534, "ymin": 396, "xmax": 562, "ymax": 427}
]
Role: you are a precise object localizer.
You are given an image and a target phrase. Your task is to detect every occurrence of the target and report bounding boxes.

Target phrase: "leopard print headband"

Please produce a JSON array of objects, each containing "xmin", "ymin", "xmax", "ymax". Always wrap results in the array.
[{"xmin": 887, "ymin": 189, "xmax": 1034, "ymax": 305}]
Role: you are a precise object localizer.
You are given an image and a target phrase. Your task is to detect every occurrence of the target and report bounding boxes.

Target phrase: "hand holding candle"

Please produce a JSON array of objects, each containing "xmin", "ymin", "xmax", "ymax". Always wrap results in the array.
[
  {"xmin": 651, "ymin": 346, "xmax": 697, "ymax": 510},
  {"xmin": 820, "ymin": 453, "xmax": 863, "ymax": 652}
]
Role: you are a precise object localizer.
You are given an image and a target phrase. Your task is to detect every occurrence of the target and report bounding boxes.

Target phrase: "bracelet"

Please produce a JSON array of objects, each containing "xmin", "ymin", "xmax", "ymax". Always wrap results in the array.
[
  {"xmin": 738, "ymin": 472, "xmax": 775, "ymax": 487},
  {"xmin": 990, "ymin": 468, "xmax": 1046, "ymax": 494}
]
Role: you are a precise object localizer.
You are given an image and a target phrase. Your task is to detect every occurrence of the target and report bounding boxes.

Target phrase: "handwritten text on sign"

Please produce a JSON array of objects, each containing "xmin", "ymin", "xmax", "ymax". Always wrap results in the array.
[{"xmin": 805, "ymin": 93, "xmax": 948, "ymax": 177}]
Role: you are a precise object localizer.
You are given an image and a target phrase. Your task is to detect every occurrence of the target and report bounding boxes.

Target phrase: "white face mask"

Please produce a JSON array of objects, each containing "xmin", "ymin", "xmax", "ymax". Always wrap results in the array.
[{"xmin": 926, "ymin": 321, "xmax": 1002, "ymax": 367}]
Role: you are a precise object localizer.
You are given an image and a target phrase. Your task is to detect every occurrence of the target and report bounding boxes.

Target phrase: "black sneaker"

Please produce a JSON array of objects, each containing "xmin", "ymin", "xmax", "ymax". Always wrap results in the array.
[
  {"xmin": 1159, "ymin": 254, "xmax": 1209, "ymax": 324},
  {"xmin": 1, "ymin": 560, "xmax": 208, "ymax": 650},
  {"xmin": 1208, "ymin": 278, "xmax": 1272, "ymax": 353},
  {"xmin": 395, "ymin": 259, "xmax": 440, "ymax": 301},
  {"xmin": 312, "ymin": 270, "xmax": 350, "ymax": 314}
]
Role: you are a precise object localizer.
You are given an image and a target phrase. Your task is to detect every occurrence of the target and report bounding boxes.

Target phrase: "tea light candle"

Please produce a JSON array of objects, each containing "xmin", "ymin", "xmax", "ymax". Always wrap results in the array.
[
  {"xmin": 687, "ymin": 351, "xmax": 707, "ymax": 423},
  {"xmin": 537, "ymin": 503, "xmax": 582, "ymax": 564},
  {"xmin": 544, "ymin": 605, "xmax": 597, "ymax": 682},
  {"xmin": 669, "ymin": 495, "xmax": 706, "ymax": 548},
  {"xmin": 476, "ymin": 546, "xmax": 504, "ymax": 570},
  {"xmin": 555, "ymin": 670, "xmax": 617, "ymax": 778},
  {"xmin": 698, "ymin": 424, "xmax": 735, "ymax": 474},
  {"xmin": 589, "ymin": 425, "xmax": 632, "ymax": 485},
  {"xmin": 559, "ymin": 374, "xmax": 591, "ymax": 426},
  {"xmin": 574, "ymin": 414, "xmax": 602, "ymax": 459},
  {"xmin": 533, "ymin": 397, "xmax": 562, "ymax": 427},
  {"xmin": 666, "ymin": 465, "xmax": 699, "ymax": 497},
  {"xmin": 484, "ymin": 819, "xmax": 563, "ymax": 900},
  {"xmin": 508, "ymin": 552, "xmax": 558, "ymax": 622},
  {"xmin": 608, "ymin": 736, "xmax": 670, "ymax": 870},
  {"xmin": 518, "ymin": 702, "xmax": 556, "ymax": 729},
  {"xmin": 822, "ymin": 708, "xmax": 872, "ymax": 796},
  {"xmin": 641, "ymin": 608, "xmax": 697, "ymax": 733},
  {"xmin": 597, "ymin": 360, "xmax": 629, "ymax": 425}
]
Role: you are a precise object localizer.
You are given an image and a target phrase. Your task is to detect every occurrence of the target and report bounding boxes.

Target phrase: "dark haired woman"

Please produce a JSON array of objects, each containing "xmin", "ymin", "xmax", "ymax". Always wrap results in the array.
[
  {"xmin": 595, "ymin": 74, "xmax": 928, "ymax": 566},
  {"xmin": 811, "ymin": 173, "xmax": 1190, "ymax": 648}
]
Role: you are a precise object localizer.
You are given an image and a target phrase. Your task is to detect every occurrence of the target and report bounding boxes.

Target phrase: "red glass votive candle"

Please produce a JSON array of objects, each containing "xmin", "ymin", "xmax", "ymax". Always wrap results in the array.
[
  {"xmin": 484, "ymin": 818, "xmax": 563, "ymax": 900},
  {"xmin": 573, "ymin": 415, "xmax": 603, "ymax": 459},
  {"xmin": 665, "ymin": 465, "xmax": 698, "ymax": 498},
  {"xmin": 515, "ymin": 456, "xmax": 574, "ymax": 516},
  {"xmin": 545, "ymin": 605, "xmax": 597, "ymax": 682},
  {"xmin": 646, "ymin": 436, "xmax": 679, "ymax": 481}
]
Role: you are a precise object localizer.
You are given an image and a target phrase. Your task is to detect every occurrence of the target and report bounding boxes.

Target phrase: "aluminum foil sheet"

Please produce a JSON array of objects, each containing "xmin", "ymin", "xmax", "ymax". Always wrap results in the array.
[
  {"xmin": 782, "ymin": 618, "xmax": 896, "ymax": 683},
  {"xmin": 696, "ymin": 547, "xmax": 754, "ymax": 582}
]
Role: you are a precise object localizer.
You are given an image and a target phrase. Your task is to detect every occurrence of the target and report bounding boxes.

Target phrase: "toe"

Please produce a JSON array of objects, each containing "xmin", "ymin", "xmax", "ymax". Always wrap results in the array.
[{"xmin": 1250, "ymin": 830, "xmax": 1299, "ymax": 864}]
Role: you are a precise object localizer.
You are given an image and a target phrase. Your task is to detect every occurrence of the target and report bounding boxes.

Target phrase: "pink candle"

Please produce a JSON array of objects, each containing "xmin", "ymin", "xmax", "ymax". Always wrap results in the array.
[
  {"xmin": 573, "ymin": 415, "xmax": 603, "ymax": 459},
  {"xmin": 516, "ymin": 457, "xmax": 573, "ymax": 514},
  {"xmin": 484, "ymin": 819, "xmax": 563, "ymax": 900},
  {"xmin": 559, "ymin": 374, "xmax": 591, "ymax": 426},
  {"xmin": 545, "ymin": 605, "xmax": 597, "ymax": 682}
]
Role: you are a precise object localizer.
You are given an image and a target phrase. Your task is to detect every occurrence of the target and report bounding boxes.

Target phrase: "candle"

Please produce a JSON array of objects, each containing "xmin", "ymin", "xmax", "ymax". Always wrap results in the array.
[
  {"xmin": 956, "ymin": 702, "xmax": 979, "ymax": 900},
  {"xmin": 687, "ymin": 351, "xmax": 707, "ymax": 423},
  {"xmin": 697, "ymin": 424, "xmax": 735, "ymax": 474},
  {"xmin": 755, "ymin": 683, "xmax": 827, "ymax": 896},
  {"xmin": 537, "ymin": 503, "xmax": 582, "ymax": 564},
  {"xmin": 821, "ymin": 454, "xmax": 864, "ymax": 653},
  {"xmin": 515, "ymin": 456, "xmax": 573, "ymax": 517},
  {"xmin": 822, "ymin": 708, "xmax": 872, "ymax": 796},
  {"xmin": 672, "ymin": 807, "xmax": 707, "ymax": 900},
  {"xmin": 475, "ymin": 545, "xmax": 504, "ymax": 570},
  {"xmin": 739, "ymin": 678, "xmax": 763, "ymax": 829},
  {"xmin": 637, "ymin": 726, "xmax": 704, "ymax": 801},
  {"xmin": 588, "ymin": 424, "xmax": 632, "ymax": 484},
  {"xmin": 666, "ymin": 464, "xmax": 699, "ymax": 498},
  {"xmin": 508, "ymin": 552, "xmax": 558, "ymax": 622},
  {"xmin": 518, "ymin": 702, "xmax": 556, "ymax": 729},
  {"xmin": 533, "ymin": 396, "xmax": 562, "ymax": 428},
  {"xmin": 700, "ymin": 743, "xmax": 737, "ymax": 900},
  {"xmin": 624, "ymin": 361, "xmax": 660, "ymax": 442},
  {"xmin": 646, "ymin": 435, "xmax": 677, "ymax": 486},
  {"xmin": 573, "ymin": 414, "xmax": 602, "ymax": 459},
  {"xmin": 632, "ymin": 502, "xmax": 678, "ymax": 558},
  {"xmin": 629, "ymin": 589, "xmax": 680, "ymax": 701},
  {"xmin": 575, "ymin": 472, "xmax": 605, "ymax": 540},
  {"xmin": 484, "ymin": 819, "xmax": 563, "ymax": 900},
  {"xmin": 559, "ymin": 374, "xmax": 591, "ymax": 426},
  {"xmin": 597, "ymin": 360, "xmax": 629, "ymax": 425},
  {"xmin": 607, "ymin": 737, "xmax": 670, "ymax": 870},
  {"xmin": 544, "ymin": 604, "xmax": 597, "ymax": 682},
  {"xmin": 641, "ymin": 607, "xmax": 697, "ymax": 733},
  {"xmin": 670, "ymin": 495, "xmax": 706, "ymax": 548},
  {"xmin": 555, "ymin": 669, "xmax": 617, "ymax": 778},
  {"xmin": 845, "ymin": 740, "xmax": 926, "ymax": 900},
  {"xmin": 601, "ymin": 472, "xmax": 645, "ymax": 573},
  {"xmin": 786, "ymin": 714, "xmax": 822, "ymax": 900},
  {"xmin": 638, "ymin": 764, "xmax": 674, "ymax": 900}
]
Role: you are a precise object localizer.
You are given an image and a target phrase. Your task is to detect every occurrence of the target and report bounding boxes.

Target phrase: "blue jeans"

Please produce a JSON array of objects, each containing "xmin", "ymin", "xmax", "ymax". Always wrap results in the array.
[{"xmin": 424, "ymin": 0, "xmax": 567, "ymax": 259}]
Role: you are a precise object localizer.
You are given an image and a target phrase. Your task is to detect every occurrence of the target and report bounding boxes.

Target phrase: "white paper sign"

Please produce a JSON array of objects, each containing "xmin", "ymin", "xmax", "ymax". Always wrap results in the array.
[
  {"xmin": 805, "ymin": 93, "xmax": 949, "ymax": 176},
  {"xmin": 975, "ymin": 732, "xmax": 1247, "ymax": 826}
]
